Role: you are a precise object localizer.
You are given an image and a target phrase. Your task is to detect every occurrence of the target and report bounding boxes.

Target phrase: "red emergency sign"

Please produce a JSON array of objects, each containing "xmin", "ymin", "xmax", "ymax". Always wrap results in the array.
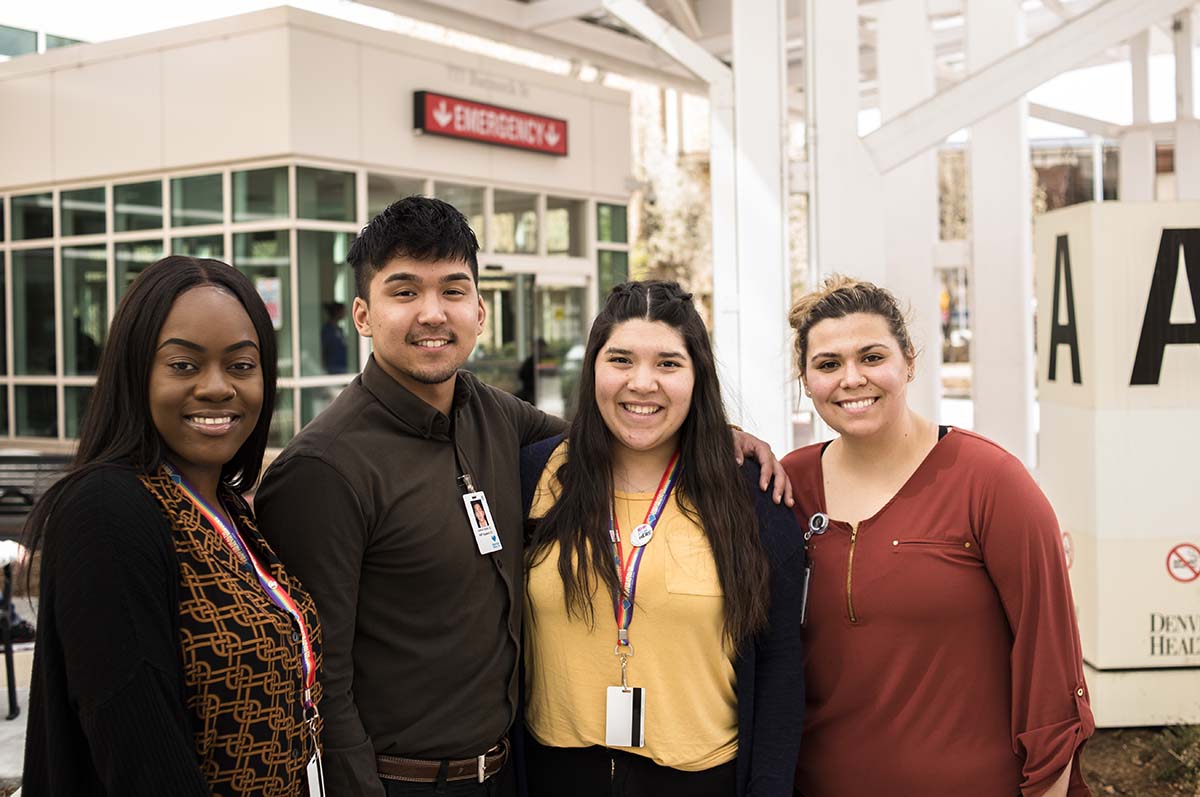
[{"xmin": 414, "ymin": 91, "xmax": 568, "ymax": 156}]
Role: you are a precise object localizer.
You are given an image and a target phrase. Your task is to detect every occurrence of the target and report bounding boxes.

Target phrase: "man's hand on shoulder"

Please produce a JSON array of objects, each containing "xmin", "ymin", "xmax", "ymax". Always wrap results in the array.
[{"xmin": 731, "ymin": 428, "xmax": 794, "ymax": 507}]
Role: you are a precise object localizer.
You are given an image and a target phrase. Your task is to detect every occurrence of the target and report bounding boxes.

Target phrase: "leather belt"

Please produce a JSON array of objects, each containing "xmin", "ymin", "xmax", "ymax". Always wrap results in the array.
[{"xmin": 377, "ymin": 737, "xmax": 509, "ymax": 784}]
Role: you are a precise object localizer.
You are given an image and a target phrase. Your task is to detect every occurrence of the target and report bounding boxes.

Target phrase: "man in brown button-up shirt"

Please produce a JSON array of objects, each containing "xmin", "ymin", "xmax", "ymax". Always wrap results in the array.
[
  {"xmin": 256, "ymin": 197, "xmax": 786, "ymax": 796},
  {"xmin": 256, "ymin": 197, "xmax": 563, "ymax": 796}
]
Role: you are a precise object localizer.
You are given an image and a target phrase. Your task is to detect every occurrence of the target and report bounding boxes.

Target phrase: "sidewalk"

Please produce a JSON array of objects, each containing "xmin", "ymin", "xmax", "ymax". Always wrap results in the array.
[{"xmin": 0, "ymin": 684, "xmax": 28, "ymax": 795}]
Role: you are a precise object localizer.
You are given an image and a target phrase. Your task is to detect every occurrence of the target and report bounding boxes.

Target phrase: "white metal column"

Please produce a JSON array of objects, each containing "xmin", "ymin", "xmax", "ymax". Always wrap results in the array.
[
  {"xmin": 811, "ymin": 0, "xmax": 886, "ymax": 285},
  {"xmin": 878, "ymin": 0, "xmax": 940, "ymax": 421},
  {"xmin": 727, "ymin": 0, "xmax": 791, "ymax": 449},
  {"xmin": 1120, "ymin": 31, "xmax": 1156, "ymax": 200},
  {"xmin": 967, "ymin": 0, "xmax": 1036, "ymax": 465},
  {"xmin": 1175, "ymin": 12, "xmax": 1200, "ymax": 199}
]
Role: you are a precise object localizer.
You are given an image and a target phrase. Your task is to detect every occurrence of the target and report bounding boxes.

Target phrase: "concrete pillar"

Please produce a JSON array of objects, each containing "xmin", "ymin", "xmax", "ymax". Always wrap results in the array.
[
  {"xmin": 1175, "ymin": 13, "xmax": 1200, "ymax": 199},
  {"xmin": 811, "ymin": 0, "xmax": 886, "ymax": 284},
  {"xmin": 1120, "ymin": 31, "xmax": 1156, "ymax": 201},
  {"xmin": 966, "ymin": 0, "xmax": 1036, "ymax": 464},
  {"xmin": 723, "ymin": 0, "xmax": 791, "ymax": 450},
  {"xmin": 877, "ymin": 0, "xmax": 940, "ymax": 421}
]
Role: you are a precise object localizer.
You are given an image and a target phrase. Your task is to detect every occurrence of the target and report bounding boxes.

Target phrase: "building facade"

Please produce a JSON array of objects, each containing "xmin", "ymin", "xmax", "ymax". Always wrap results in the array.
[{"xmin": 0, "ymin": 7, "xmax": 632, "ymax": 448}]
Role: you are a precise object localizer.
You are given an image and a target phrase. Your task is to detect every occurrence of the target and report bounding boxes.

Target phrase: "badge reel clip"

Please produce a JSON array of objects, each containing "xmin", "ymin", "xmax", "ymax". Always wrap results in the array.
[{"xmin": 804, "ymin": 512, "xmax": 829, "ymax": 541}]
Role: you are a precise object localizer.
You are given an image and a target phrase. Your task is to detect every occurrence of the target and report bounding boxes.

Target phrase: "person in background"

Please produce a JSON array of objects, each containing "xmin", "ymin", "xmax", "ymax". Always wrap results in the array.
[
  {"xmin": 520, "ymin": 281, "xmax": 806, "ymax": 797},
  {"xmin": 321, "ymin": 300, "xmax": 350, "ymax": 373},
  {"xmin": 782, "ymin": 275, "xmax": 1093, "ymax": 797},
  {"xmin": 22, "ymin": 256, "xmax": 323, "ymax": 797}
]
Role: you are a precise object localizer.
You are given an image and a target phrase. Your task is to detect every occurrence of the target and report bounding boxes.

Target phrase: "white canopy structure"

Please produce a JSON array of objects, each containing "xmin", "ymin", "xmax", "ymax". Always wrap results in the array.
[{"xmin": 358, "ymin": 0, "xmax": 1196, "ymax": 459}]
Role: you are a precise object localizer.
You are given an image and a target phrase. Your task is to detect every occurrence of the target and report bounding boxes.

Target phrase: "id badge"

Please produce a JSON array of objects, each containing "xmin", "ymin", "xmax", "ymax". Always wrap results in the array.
[
  {"xmin": 306, "ymin": 751, "xmax": 325, "ymax": 797},
  {"xmin": 605, "ymin": 686, "xmax": 646, "ymax": 747},
  {"xmin": 462, "ymin": 491, "xmax": 503, "ymax": 555}
]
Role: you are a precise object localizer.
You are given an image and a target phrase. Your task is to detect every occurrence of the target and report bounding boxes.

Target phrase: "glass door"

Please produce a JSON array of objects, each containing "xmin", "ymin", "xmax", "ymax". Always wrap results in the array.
[{"xmin": 467, "ymin": 273, "xmax": 537, "ymax": 399}]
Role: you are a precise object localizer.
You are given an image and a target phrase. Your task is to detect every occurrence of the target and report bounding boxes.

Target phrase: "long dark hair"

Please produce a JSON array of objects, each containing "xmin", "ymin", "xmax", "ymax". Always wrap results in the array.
[
  {"xmin": 24, "ymin": 256, "xmax": 278, "ymax": 563},
  {"xmin": 527, "ymin": 281, "xmax": 770, "ymax": 649}
]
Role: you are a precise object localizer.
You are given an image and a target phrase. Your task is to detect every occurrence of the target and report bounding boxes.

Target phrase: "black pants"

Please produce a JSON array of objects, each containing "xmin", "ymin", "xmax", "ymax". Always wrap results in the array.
[
  {"xmin": 382, "ymin": 758, "xmax": 516, "ymax": 796},
  {"xmin": 525, "ymin": 737, "xmax": 737, "ymax": 797}
]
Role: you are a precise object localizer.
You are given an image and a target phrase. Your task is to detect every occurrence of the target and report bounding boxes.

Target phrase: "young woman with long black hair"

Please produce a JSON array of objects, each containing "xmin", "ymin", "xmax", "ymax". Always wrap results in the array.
[
  {"xmin": 22, "ymin": 256, "xmax": 324, "ymax": 797},
  {"xmin": 519, "ymin": 281, "xmax": 806, "ymax": 797}
]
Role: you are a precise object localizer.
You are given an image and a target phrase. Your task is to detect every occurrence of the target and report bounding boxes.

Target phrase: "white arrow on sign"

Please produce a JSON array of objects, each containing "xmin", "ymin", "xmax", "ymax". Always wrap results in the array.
[
  {"xmin": 544, "ymin": 124, "xmax": 560, "ymax": 148},
  {"xmin": 432, "ymin": 100, "xmax": 453, "ymax": 127}
]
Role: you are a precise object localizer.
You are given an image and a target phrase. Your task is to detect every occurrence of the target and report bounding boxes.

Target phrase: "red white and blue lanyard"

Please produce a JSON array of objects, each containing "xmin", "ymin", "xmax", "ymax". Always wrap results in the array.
[
  {"xmin": 610, "ymin": 451, "xmax": 681, "ymax": 652},
  {"xmin": 165, "ymin": 464, "xmax": 318, "ymax": 714}
]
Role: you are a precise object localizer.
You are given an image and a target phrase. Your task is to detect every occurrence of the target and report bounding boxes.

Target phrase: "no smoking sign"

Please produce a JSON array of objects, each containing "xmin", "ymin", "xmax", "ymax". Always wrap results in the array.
[{"xmin": 1166, "ymin": 543, "xmax": 1200, "ymax": 583}]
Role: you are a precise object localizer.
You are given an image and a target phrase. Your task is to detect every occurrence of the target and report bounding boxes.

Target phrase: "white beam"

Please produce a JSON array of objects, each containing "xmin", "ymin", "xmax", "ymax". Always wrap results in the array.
[
  {"xmin": 1175, "ymin": 10, "xmax": 1195, "ymax": 119},
  {"xmin": 879, "ymin": 0, "xmax": 941, "ymax": 422},
  {"xmin": 967, "ymin": 0, "xmax": 1036, "ymax": 465},
  {"xmin": 664, "ymin": 0, "xmax": 704, "ymax": 40},
  {"xmin": 601, "ymin": 0, "xmax": 729, "ymax": 84},
  {"xmin": 1131, "ymin": 30, "xmax": 1151, "ymax": 124},
  {"xmin": 864, "ymin": 0, "xmax": 1197, "ymax": 174},
  {"xmin": 728, "ymin": 0, "xmax": 791, "ymax": 449},
  {"xmin": 358, "ymin": 0, "xmax": 706, "ymax": 91},
  {"xmin": 1175, "ymin": 10, "xmax": 1200, "ymax": 198},
  {"xmin": 1028, "ymin": 102, "xmax": 1123, "ymax": 137},
  {"xmin": 520, "ymin": 0, "xmax": 603, "ymax": 30}
]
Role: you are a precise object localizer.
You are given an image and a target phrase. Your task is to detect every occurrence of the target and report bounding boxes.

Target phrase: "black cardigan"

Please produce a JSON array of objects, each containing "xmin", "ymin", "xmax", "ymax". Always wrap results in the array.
[{"xmin": 518, "ymin": 436, "xmax": 807, "ymax": 797}]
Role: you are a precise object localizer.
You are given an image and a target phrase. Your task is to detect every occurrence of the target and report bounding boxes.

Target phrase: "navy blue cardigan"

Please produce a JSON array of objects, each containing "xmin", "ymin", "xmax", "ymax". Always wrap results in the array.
[{"xmin": 518, "ymin": 436, "xmax": 806, "ymax": 797}]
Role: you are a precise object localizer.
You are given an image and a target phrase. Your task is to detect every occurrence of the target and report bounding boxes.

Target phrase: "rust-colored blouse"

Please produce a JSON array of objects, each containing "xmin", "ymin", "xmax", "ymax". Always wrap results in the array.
[{"xmin": 782, "ymin": 428, "xmax": 1093, "ymax": 797}]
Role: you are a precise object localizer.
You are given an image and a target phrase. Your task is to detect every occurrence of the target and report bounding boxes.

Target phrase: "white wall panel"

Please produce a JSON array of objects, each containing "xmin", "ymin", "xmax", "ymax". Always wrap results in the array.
[
  {"xmin": 0, "ymin": 73, "xmax": 54, "ymax": 188},
  {"xmin": 161, "ymin": 28, "xmax": 291, "ymax": 167},
  {"xmin": 289, "ymin": 28, "xmax": 362, "ymax": 163},
  {"xmin": 53, "ymin": 53, "xmax": 163, "ymax": 181}
]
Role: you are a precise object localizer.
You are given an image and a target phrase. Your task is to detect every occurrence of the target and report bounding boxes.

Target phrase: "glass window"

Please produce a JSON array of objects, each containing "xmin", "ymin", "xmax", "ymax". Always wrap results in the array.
[
  {"xmin": 1, "ymin": 199, "xmax": 6, "ymax": 242},
  {"xmin": 0, "ymin": 386, "xmax": 8, "ymax": 437},
  {"xmin": 172, "ymin": 235, "xmax": 223, "ymax": 259},
  {"xmin": 12, "ymin": 249, "xmax": 56, "ymax": 375},
  {"xmin": 368, "ymin": 174, "xmax": 425, "ymax": 218},
  {"xmin": 492, "ymin": 190, "xmax": 538, "ymax": 254},
  {"xmin": 234, "ymin": 167, "xmax": 289, "ymax": 222},
  {"xmin": 0, "ymin": 25, "xmax": 37, "ymax": 58},
  {"xmin": 296, "ymin": 167, "xmax": 355, "ymax": 222},
  {"xmin": 0, "ymin": 265, "xmax": 5, "ymax": 374},
  {"xmin": 62, "ymin": 245, "xmax": 107, "ymax": 375},
  {"xmin": 298, "ymin": 230, "xmax": 355, "ymax": 376},
  {"xmin": 268, "ymin": 389, "xmax": 294, "ymax": 449},
  {"xmin": 16, "ymin": 386, "xmax": 56, "ymax": 438},
  {"xmin": 433, "ymin": 183, "xmax": 485, "ymax": 248},
  {"xmin": 597, "ymin": 203, "xmax": 628, "ymax": 244},
  {"xmin": 65, "ymin": 386, "xmax": 93, "ymax": 438},
  {"xmin": 234, "ymin": 230, "xmax": 292, "ymax": 377},
  {"xmin": 302, "ymin": 386, "xmax": 346, "ymax": 428},
  {"xmin": 171, "ymin": 173, "xmax": 223, "ymax": 227},
  {"xmin": 536, "ymin": 285, "xmax": 586, "ymax": 418},
  {"xmin": 546, "ymin": 197, "xmax": 585, "ymax": 256},
  {"xmin": 46, "ymin": 34, "xmax": 83, "ymax": 50},
  {"xmin": 12, "ymin": 193, "xmax": 53, "ymax": 240},
  {"xmin": 597, "ymin": 249, "xmax": 629, "ymax": 299},
  {"xmin": 116, "ymin": 240, "xmax": 164, "ymax": 300},
  {"xmin": 61, "ymin": 186, "xmax": 106, "ymax": 237},
  {"xmin": 115, "ymin": 180, "xmax": 162, "ymax": 232}
]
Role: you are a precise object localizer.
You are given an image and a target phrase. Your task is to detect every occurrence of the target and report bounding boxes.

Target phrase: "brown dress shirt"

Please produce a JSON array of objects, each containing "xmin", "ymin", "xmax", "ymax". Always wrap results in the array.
[
  {"xmin": 782, "ymin": 428, "xmax": 1094, "ymax": 797},
  {"xmin": 255, "ymin": 357, "xmax": 564, "ymax": 796}
]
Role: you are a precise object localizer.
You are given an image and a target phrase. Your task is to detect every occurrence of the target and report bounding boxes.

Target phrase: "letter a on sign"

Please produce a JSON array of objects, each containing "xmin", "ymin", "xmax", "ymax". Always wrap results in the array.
[
  {"xmin": 1048, "ymin": 235, "xmax": 1082, "ymax": 384},
  {"xmin": 1130, "ymin": 229, "xmax": 1200, "ymax": 385}
]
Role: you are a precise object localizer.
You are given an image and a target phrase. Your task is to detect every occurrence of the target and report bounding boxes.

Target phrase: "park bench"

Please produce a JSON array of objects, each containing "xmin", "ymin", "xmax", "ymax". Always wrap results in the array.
[{"xmin": 0, "ymin": 451, "xmax": 71, "ymax": 721}]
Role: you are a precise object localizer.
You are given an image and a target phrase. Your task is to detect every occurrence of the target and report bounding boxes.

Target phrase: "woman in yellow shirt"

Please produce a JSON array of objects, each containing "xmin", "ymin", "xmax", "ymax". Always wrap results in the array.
[{"xmin": 519, "ymin": 281, "xmax": 807, "ymax": 797}]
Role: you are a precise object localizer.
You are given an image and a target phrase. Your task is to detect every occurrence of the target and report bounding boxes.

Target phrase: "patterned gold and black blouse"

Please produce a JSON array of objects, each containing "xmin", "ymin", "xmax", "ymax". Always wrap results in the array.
[{"xmin": 141, "ymin": 468, "xmax": 324, "ymax": 796}]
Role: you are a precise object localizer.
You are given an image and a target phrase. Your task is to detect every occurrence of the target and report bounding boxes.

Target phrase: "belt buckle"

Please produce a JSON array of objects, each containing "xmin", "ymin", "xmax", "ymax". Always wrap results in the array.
[{"xmin": 477, "ymin": 753, "xmax": 486, "ymax": 783}]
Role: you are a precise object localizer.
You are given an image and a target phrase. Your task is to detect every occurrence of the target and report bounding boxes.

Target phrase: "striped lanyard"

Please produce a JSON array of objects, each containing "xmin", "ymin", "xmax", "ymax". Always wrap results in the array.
[
  {"xmin": 164, "ymin": 464, "xmax": 318, "ymax": 711},
  {"xmin": 610, "ymin": 451, "xmax": 681, "ymax": 653}
]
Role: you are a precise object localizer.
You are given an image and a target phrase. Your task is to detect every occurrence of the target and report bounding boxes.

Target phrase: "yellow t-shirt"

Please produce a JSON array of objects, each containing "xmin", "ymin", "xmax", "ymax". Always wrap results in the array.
[{"xmin": 523, "ymin": 443, "xmax": 738, "ymax": 771}]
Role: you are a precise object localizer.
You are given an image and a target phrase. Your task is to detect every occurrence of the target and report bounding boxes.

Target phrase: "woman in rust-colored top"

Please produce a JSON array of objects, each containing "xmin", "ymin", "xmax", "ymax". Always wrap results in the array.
[{"xmin": 781, "ymin": 276, "xmax": 1093, "ymax": 797}]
